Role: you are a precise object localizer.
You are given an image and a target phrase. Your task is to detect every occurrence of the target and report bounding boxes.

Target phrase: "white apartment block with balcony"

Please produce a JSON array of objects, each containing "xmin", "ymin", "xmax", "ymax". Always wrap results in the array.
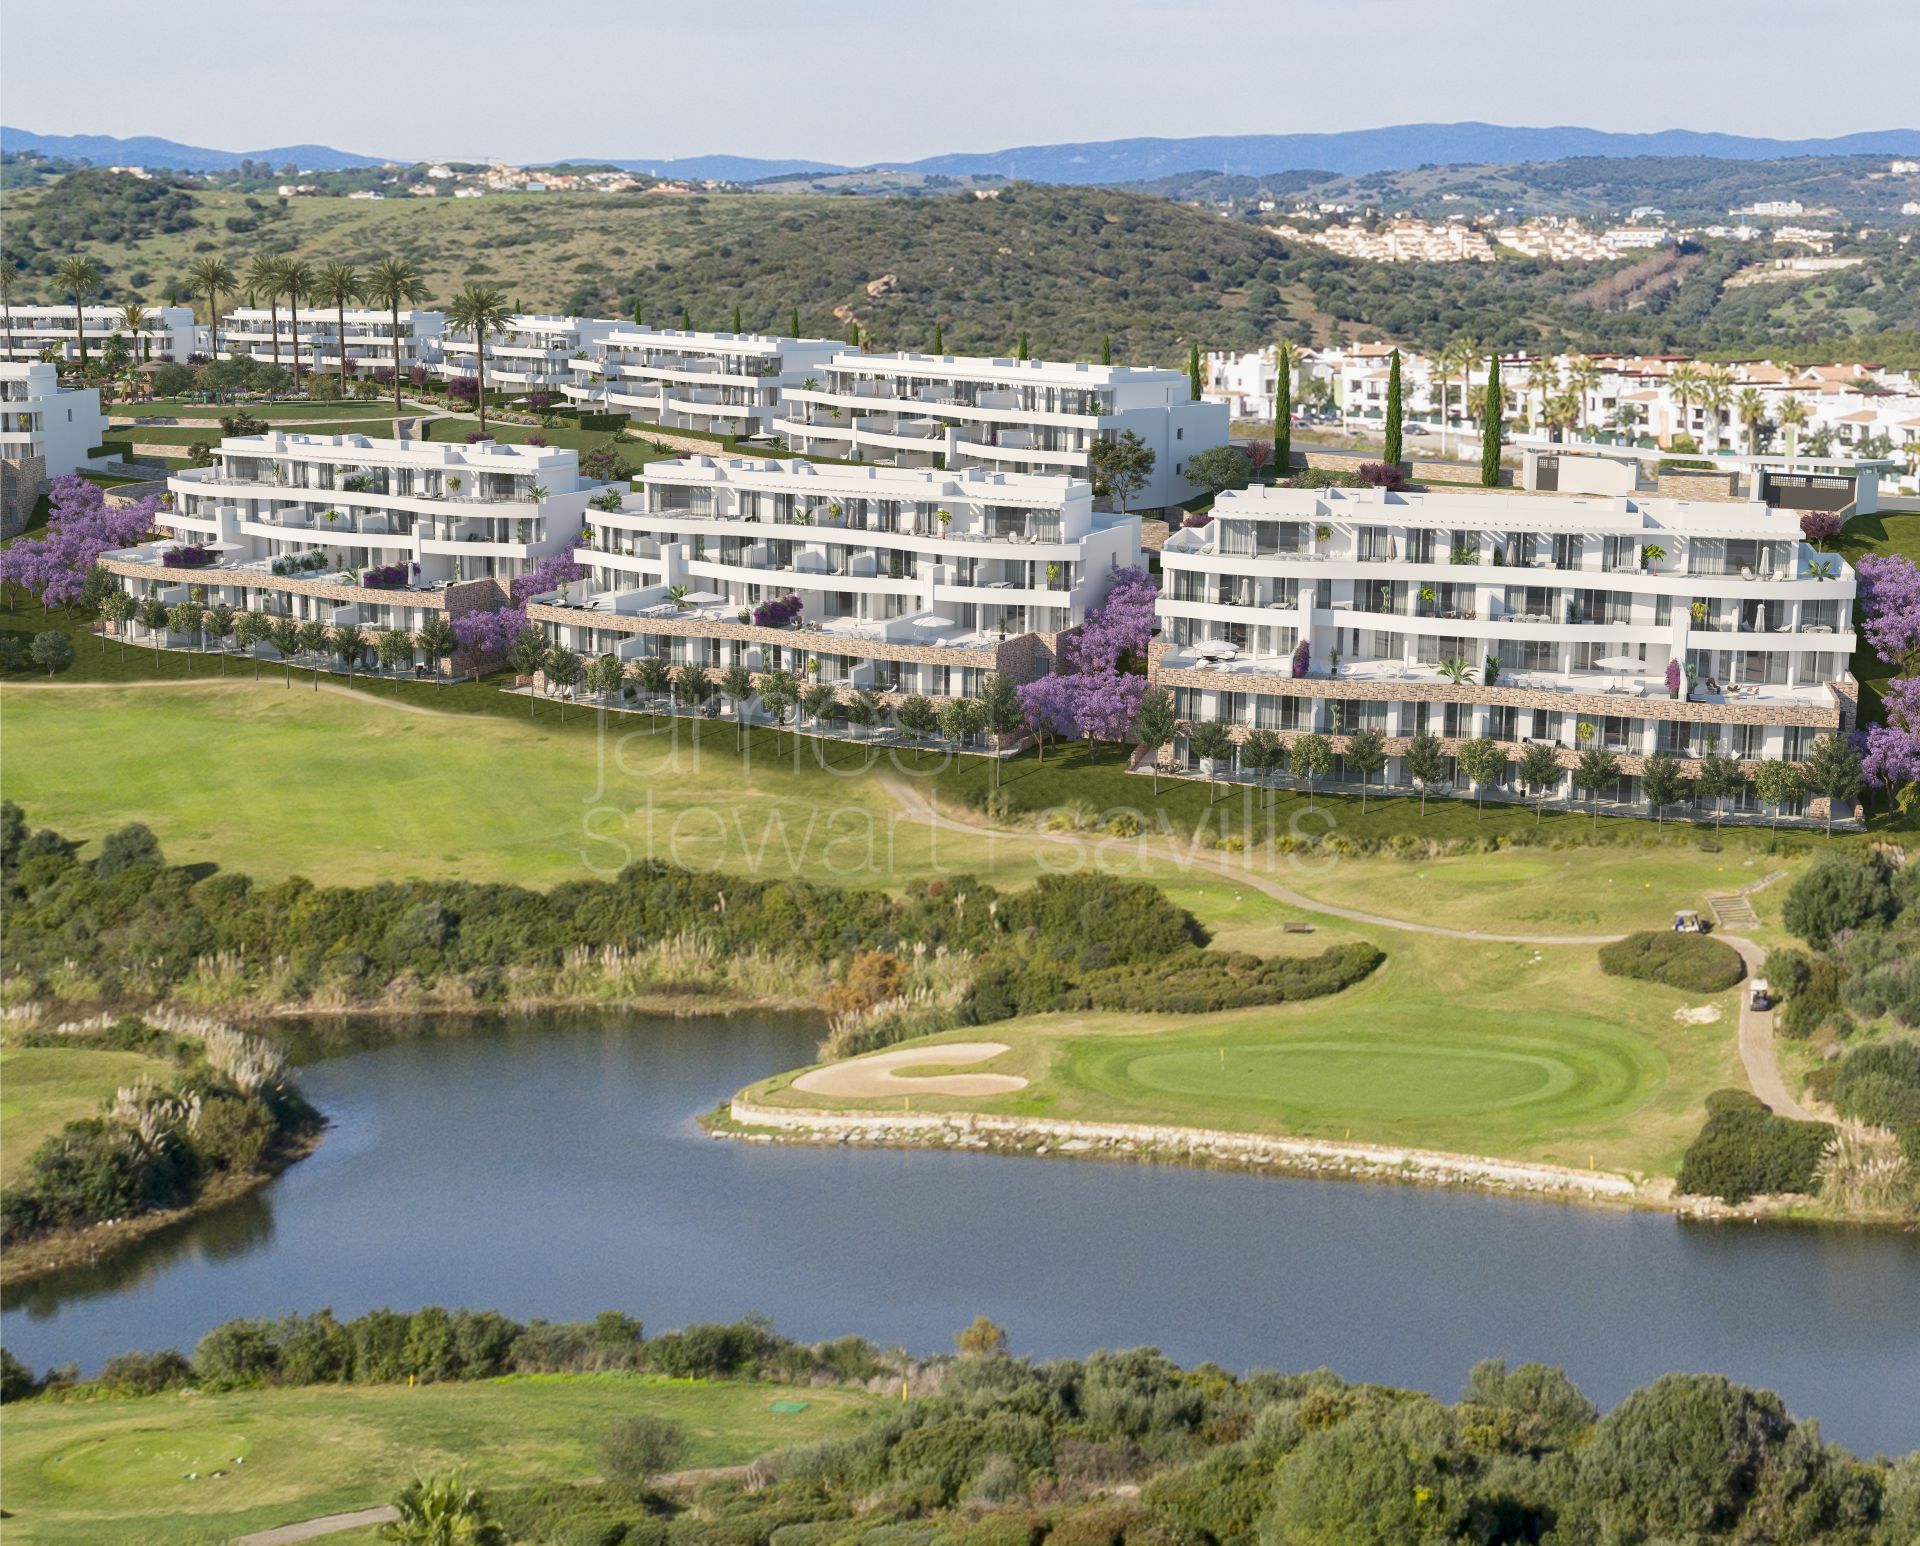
[
  {"xmin": 2, "ymin": 304, "xmax": 197, "ymax": 364},
  {"xmin": 776, "ymin": 352, "xmax": 1229, "ymax": 511},
  {"xmin": 438, "ymin": 314, "xmax": 619, "ymax": 393},
  {"xmin": 2, "ymin": 361, "xmax": 110, "ymax": 535},
  {"xmin": 1154, "ymin": 485, "xmax": 1858, "ymax": 810},
  {"xmin": 1, "ymin": 361, "xmax": 108, "ymax": 475},
  {"xmin": 528, "ymin": 456, "xmax": 1140, "ymax": 700},
  {"xmin": 97, "ymin": 431, "xmax": 601, "ymax": 641},
  {"xmin": 219, "ymin": 309, "xmax": 446, "ymax": 376},
  {"xmin": 563, "ymin": 327, "xmax": 842, "ymax": 437}
]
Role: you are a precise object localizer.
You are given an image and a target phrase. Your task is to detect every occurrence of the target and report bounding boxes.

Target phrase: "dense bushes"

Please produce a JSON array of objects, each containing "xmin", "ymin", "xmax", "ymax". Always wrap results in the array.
[
  {"xmin": 1833, "ymin": 1040, "xmax": 1920, "ymax": 1162},
  {"xmin": 1676, "ymin": 1090, "xmax": 1834, "ymax": 1203},
  {"xmin": 1782, "ymin": 854, "xmax": 1900, "ymax": 950},
  {"xmin": 962, "ymin": 942, "xmax": 1382, "ymax": 1023},
  {"xmin": 0, "ymin": 803, "xmax": 1200, "ymax": 1010},
  {"xmin": 0, "ymin": 1018, "xmax": 318, "ymax": 1246},
  {"xmin": 1597, "ymin": 931, "xmax": 1745, "ymax": 993},
  {"xmin": 10, "ymin": 1319, "xmax": 1911, "ymax": 1543}
]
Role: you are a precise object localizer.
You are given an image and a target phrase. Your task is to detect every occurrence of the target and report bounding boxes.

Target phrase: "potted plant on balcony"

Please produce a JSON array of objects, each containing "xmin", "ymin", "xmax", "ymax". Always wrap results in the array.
[
  {"xmin": 447, "ymin": 475, "xmax": 463, "ymax": 497},
  {"xmin": 1315, "ymin": 522, "xmax": 1331, "ymax": 552},
  {"xmin": 1689, "ymin": 599, "xmax": 1708, "ymax": 627},
  {"xmin": 1483, "ymin": 654, "xmax": 1501, "ymax": 687},
  {"xmin": 668, "ymin": 584, "xmax": 689, "ymax": 611},
  {"xmin": 1290, "ymin": 640, "xmax": 1310, "ymax": 678},
  {"xmin": 1047, "ymin": 562, "xmax": 1062, "ymax": 586},
  {"xmin": 1665, "ymin": 658, "xmax": 1682, "ymax": 699},
  {"xmin": 528, "ymin": 485, "xmax": 548, "ymax": 504},
  {"xmin": 936, "ymin": 508, "xmax": 952, "ymax": 531},
  {"xmin": 1437, "ymin": 657, "xmax": 1477, "ymax": 685},
  {"xmin": 1641, "ymin": 542, "xmax": 1665, "ymax": 572}
]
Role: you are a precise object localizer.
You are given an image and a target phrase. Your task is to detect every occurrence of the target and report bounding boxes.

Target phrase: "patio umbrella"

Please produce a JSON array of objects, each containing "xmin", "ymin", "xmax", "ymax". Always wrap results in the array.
[
  {"xmin": 680, "ymin": 590, "xmax": 726, "ymax": 605},
  {"xmin": 1593, "ymin": 654, "xmax": 1643, "ymax": 673},
  {"xmin": 912, "ymin": 615, "xmax": 958, "ymax": 631}
]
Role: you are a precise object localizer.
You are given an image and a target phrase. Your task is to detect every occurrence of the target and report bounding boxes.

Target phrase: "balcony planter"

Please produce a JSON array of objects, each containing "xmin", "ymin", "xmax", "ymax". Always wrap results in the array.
[
  {"xmin": 362, "ymin": 564, "xmax": 408, "ymax": 590},
  {"xmin": 162, "ymin": 544, "xmax": 217, "ymax": 568}
]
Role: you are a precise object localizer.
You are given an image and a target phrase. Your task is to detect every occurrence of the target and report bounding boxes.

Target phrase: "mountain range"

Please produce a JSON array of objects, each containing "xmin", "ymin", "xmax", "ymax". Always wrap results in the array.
[{"xmin": 7, "ymin": 122, "xmax": 1920, "ymax": 182}]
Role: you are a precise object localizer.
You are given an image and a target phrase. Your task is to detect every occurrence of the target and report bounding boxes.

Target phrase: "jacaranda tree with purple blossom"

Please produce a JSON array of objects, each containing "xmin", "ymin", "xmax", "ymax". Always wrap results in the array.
[
  {"xmin": 1011, "ymin": 567, "xmax": 1158, "ymax": 763},
  {"xmin": 1853, "ymin": 553, "xmax": 1920, "ymax": 813},
  {"xmin": 449, "ymin": 604, "xmax": 528, "ymax": 679},
  {"xmin": 0, "ymin": 477, "xmax": 162, "ymax": 612},
  {"xmin": 509, "ymin": 552, "xmax": 589, "ymax": 606}
]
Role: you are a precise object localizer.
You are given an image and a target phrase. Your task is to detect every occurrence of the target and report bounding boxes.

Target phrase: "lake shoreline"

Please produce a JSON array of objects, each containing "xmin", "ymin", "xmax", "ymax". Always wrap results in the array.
[
  {"xmin": 715, "ymin": 1097, "xmax": 1907, "ymax": 1228},
  {"xmin": 0, "ymin": 1128, "xmax": 326, "ymax": 1292}
]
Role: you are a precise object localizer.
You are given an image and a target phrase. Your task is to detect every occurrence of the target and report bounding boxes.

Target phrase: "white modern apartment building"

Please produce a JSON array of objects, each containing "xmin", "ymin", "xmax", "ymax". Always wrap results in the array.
[
  {"xmin": 1, "ymin": 361, "xmax": 110, "ymax": 535},
  {"xmin": 528, "ymin": 456, "xmax": 1141, "ymax": 700},
  {"xmin": 97, "ymin": 431, "xmax": 602, "ymax": 644},
  {"xmin": 776, "ymin": 352, "xmax": 1229, "ymax": 511},
  {"xmin": 2, "ymin": 304, "xmax": 197, "ymax": 364},
  {"xmin": 563, "ymin": 327, "xmax": 842, "ymax": 438},
  {"xmin": 1154, "ymin": 484, "xmax": 1858, "ymax": 812},
  {"xmin": 438, "ymin": 314, "xmax": 618, "ymax": 393},
  {"xmin": 220, "ymin": 309, "xmax": 446, "ymax": 376}
]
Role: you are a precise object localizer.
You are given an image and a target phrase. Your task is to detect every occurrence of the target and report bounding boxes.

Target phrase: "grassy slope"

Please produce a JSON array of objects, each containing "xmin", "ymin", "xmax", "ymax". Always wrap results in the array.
[
  {"xmin": 0, "ymin": 1374, "xmax": 879, "ymax": 1546},
  {"xmin": 748, "ymin": 907, "xmax": 1743, "ymax": 1178},
  {"xmin": 0, "ymin": 1047, "xmax": 174, "ymax": 1185}
]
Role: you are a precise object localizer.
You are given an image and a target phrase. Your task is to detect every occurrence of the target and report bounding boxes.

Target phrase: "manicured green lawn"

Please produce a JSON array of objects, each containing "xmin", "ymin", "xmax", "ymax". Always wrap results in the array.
[
  {"xmin": 0, "ymin": 1374, "xmax": 879, "ymax": 1546},
  {"xmin": 0, "ymin": 1047, "xmax": 175, "ymax": 1186},
  {"xmin": 1276, "ymin": 846, "xmax": 1803, "ymax": 935},
  {"xmin": 115, "ymin": 399, "xmax": 407, "ymax": 421},
  {"xmin": 104, "ymin": 421, "xmax": 404, "ymax": 447},
  {"xmin": 749, "ymin": 928, "xmax": 1743, "ymax": 1178}
]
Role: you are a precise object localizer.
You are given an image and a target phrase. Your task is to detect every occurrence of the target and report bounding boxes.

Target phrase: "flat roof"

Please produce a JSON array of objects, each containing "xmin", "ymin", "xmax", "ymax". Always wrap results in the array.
[{"xmin": 827, "ymin": 350, "xmax": 1184, "ymax": 388}]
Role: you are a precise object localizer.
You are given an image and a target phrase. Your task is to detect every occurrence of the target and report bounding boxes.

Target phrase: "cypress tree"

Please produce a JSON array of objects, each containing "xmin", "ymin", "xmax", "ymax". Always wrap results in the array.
[
  {"xmin": 1273, "ymin": 342, "xmax": 1292, "ymax": 479},
  {"xmin": 1481, "ymin": 354, "xmax": 1504, "ymax": 487},
  {"xmin": 1384, "ymin": 348, "xmax": 1404, "ymax": 465},
  {"xmin": 1101, "ymin": 334, "xmax": 1112, "ymax": 366},
  {"xmin": 1188, "ymin": 341, "xmax": 1202, "ymax": 402},
  {"xmin": 631, "ymin": 300, "xmax": 643, "ymax": 326},
  {"xmin": 789, "ymin": 306, "xmax": 800, "ymax": 337},
  {"xmin": 680, "ymin": 305, "xmax": 691, "ymax": 331},
  {"xmin": 1017, "ymin": 331, "xmax": 1030, "ymax": 361},
  {"xmin": 732, "ymin": 304, "xmax": 743, "ymax": 334},
  {"xmin": 932, "ymin": 321, "xmax": 944, "ymax": 353}
]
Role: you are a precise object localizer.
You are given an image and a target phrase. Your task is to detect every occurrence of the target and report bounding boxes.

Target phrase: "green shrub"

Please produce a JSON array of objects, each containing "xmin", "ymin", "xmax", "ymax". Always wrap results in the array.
[
  {"xmin": 1839, "ymin": 927, "xmax": 1920, "ymax": 1027},
  {"xmin": 1782, "ymin": 954, "xmax": 1848, "ymax": 1040},
  {"xmin": 1597, "ymin": 932, "xmax": 1744, "ymax": 993},
  {"xmin": 1762, "ymin": 948, "xmax": 1812, "ymax": 998},
  {"xmin": 1782, "ymin": 855, "xmax": 1897, "ymax": 949},
  {"xmin": 1831, "ymin": 1039, "xmax": 1920, "ymax": 1161},
  {"xmin": 1675, "ymin": 1091, "xmax": 1832, "ymax": 1203}
]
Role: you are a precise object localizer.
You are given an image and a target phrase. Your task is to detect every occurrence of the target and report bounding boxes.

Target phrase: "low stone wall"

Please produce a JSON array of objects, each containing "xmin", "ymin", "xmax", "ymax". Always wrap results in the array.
[{"xmin": 728, "ymin": 1099, "xmax": 1640, "ymax": 1205}]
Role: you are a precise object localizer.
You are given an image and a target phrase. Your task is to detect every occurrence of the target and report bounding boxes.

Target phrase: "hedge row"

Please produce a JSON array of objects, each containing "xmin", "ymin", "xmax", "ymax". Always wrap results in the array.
[
  {"xmin": 1597, "ymin": 932, "xmax": 1745, "ymax": 994},
  {"xmin": 1676, "ymin": 1090, "xmax": 1833, "ymax": 1203}
]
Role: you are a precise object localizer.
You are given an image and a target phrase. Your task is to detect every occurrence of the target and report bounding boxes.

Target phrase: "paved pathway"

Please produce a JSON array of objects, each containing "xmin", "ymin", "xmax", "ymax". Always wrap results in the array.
[{"xmin": 234, "ymin": 1505, "xmax": 397, "ymax": 1545}]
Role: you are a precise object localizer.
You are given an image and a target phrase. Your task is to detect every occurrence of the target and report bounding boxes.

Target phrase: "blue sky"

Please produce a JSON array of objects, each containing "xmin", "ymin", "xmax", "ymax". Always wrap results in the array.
[{"xmin": 5, "ymin": 0, "xmax": 1915, "ymax": 164}]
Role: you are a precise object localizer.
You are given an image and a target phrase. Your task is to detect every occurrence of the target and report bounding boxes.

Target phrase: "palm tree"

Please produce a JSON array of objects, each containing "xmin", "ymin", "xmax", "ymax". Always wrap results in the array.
[
  {"xmin": 362, "ymin": 256, "xmax": 430, "ymax": 413},
  {"xmin": 1521, "ymin": 357, "xmax": 1559, "ymax": 436},
  {"xmin": 1736, "ymin": 387, "xmax": 1768, "ymax": 454},
  {"xmin": 187, "ymin": 255, "xmax": 237, "ymax": 369},
  {"xmin": 1666, "ymin": 362, "xmax": 1704, "ymax": 448},
  {"xmin": 243, "ymin": 252, "xmax": 286, "ymax": 374},
  {"xmin": 1698, "ymin": 366, "xmax": 1733, "ymax": 453},
  {"xmin": 119, "ymin": 300, "xmax": 151, "ymax": 363},
  {"xmin": 1777, "ymin": 396, "xmax": 1808, "ymax": 464},
  {"xmin": 280, "ymin": 258, "xmax": 316, "ymax": 388},
  {"xmin": 379, "ymin": 1474, "xmax": 506, "ymax": 1546},
  {"xmin": 1436, "ymin": 336, "xmax": 1478, "ymax": 456},
  {"xmin": 444, "ymin": 283, "xmax": 512, "ymax": 436},
  {"xmin": 314, "ymin": 263, "xmax": 363, "ymax": 400},
  {"xmin": 1564, "ymin": 355, "xmax": 1600, "ymax": 439},
  {"xmin": 54, "ymin": 255, "xmax": 103, "ymax": 373}
]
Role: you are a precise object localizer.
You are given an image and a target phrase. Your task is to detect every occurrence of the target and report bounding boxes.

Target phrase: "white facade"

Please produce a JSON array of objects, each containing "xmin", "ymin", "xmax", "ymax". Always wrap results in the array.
[
  {"xmin": 101, "ymin": 432, "xmax": 601, "ymax": 636},
  {"xmin": 218, "ymin": 308, "xmax": 446, "ymax": 376},
  {"xmin": 438, "ymin": 314, "xmax": 619, "ymax": 393},
  {"xmin": 1156, "ymin": 485, "xmax": 1856, "ymax": 801},
  {"xmin": 564, "ymin": 327, "xmax": 842, "ymax": 438},
  {"xmin": 538, "ymin": 456, "xmax": 1140, "ymax": 689},
  {"xmin": 0, "ymin": 361, "xmax": 109, "ymax": 476},
  {"xmin": 776, "ymin": 352, "xmax": 1228, "ymax": 511},
  {"xmin": 1, "ymin": 304, "xmax": 197, "ymax": 365}
]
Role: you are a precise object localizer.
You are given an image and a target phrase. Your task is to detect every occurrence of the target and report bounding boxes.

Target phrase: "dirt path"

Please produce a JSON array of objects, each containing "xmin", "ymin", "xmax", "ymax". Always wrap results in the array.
[
  {"xmin": 1720, "ymin": 932, "xmax": 1811, "ymax": 1119},
  {"xmin": 794, "ymin": 1041, "xmax": 1028, "ymax": 1097}
]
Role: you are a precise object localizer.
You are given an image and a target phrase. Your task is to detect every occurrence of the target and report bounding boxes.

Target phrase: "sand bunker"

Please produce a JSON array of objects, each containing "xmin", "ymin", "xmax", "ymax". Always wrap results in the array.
[
  {"xmin": 793, "ymin": 1042, "xmax": 1029, "ymax": 1098},
  {"xmin": 1673, "ymin": 1004, "xmax": 1725, "ymax": 1025}
]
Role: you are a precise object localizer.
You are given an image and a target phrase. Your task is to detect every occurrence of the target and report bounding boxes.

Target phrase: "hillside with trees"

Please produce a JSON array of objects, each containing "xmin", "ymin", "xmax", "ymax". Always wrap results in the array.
[{"xmin": 4, "ymin": 172, "xmax": 1918, "ymax": 365}]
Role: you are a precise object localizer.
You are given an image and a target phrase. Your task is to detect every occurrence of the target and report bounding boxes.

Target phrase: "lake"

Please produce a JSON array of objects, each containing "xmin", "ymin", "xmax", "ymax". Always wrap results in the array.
[{"xmin": 4, "ymin": 1012, "xmax": 1917, "ymax": 1455}]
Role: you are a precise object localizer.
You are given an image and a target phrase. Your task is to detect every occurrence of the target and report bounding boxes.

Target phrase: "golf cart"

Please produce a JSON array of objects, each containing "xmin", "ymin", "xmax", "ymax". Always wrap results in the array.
[
  {"xmin": 1750, "ymin": 980, "xmax": 1773, "ymax": 1012},
  {"xmin": 1673, "ymin": 909, "xmax": 1708, "ymax": 934}
]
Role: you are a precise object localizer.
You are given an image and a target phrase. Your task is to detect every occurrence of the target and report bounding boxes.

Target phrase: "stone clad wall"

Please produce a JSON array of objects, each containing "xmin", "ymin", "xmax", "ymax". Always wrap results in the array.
[{"xmin": 2, "ymin": 453, "xmax": 48, "ymax": 539}]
